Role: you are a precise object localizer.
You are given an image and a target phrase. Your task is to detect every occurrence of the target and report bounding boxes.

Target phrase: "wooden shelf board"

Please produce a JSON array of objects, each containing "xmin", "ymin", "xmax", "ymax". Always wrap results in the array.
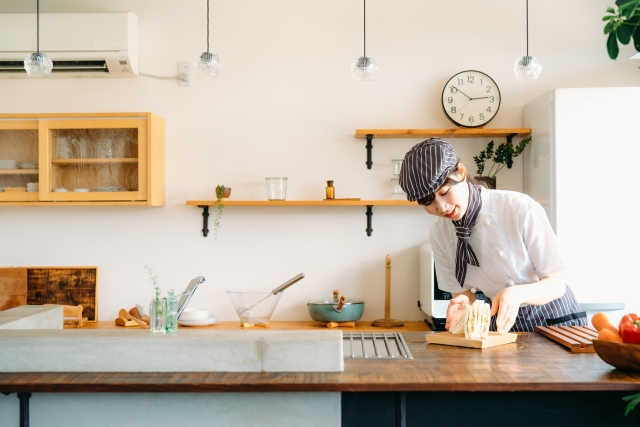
[
  {"xmin": 355, "ymin": 128, "xmax": 531, "ymax": 138},
  {"xmin": 0, "ymin": 201, "xmax": 150, "ymax": 206},
  {"xmin": 0, "ymin": 169, "xmax": 38, "ymax": 175},
  {"xmin": 187, "ymin": 200, "xmax": 417, "ymax": 207},
  {"xmin": 52, "ymin": 158, "xmax": 138, "ymax": 164}
]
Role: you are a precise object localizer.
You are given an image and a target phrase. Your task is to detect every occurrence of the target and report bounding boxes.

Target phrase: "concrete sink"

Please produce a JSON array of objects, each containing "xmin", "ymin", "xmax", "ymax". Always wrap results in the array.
[{"xmin": 0, "ymin": 329, "xmax": 344, "ymax": 372}]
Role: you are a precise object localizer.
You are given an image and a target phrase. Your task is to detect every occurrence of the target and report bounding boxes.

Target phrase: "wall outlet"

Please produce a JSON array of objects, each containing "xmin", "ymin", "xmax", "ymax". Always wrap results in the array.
[{"xmin": 177, "ymin": 61, "xmax": 193, "ymax": 87}]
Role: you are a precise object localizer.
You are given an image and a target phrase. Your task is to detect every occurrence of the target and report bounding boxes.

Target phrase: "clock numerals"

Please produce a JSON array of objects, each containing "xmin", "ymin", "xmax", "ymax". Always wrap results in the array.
[
  {"xmin": 468, "ymin": 116, "xmax": 474, "ymax": 124},
  {"xmin": 451, "ymin": 107, "xmax": 456, "ymax": 113},
  {"xmin": 459, "ymin": 114, "xmax": 464, "ymax": 121},
  {"xmin": 486, "ymin": 86, "xmax": 492, "ymax": 93},
  {"xmin": 442, "ymin": 71, "xmax": 500, "ymax": 128},
  {"xmin": 450, "ymin": 86, "xmax": 458, "ymax": 94},
  {"xmin": 489, "ymin": 96, "xmax": 495, "ymax": 103},
  {"xmin": 457, "ymin": 78, "xmax": 463, "ymax": 86},
  {"xmin": 479, "ymin": 113, "xmax": 484, "ymax": 120},
  {"xmin": 486, "ymin": 107, "xmax": 492, "ymax": 112},
  {"xmin": 447, "ymin": 97, "xmax": 453, "ymax": 104},
  {"xmin": 468, "ymin": 76, "xmax": 474, "ymax": 83}
]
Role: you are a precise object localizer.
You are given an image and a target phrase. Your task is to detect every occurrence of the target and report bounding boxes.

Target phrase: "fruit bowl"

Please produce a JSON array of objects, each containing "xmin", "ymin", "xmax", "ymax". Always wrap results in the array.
[{"xmin": 593, "ymin": 340, "xmax": 640, "ymax": 372}]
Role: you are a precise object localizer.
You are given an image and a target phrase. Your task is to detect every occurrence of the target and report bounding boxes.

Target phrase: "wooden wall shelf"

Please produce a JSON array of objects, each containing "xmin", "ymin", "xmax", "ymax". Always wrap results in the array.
[
  {"xmin": 355, "ymin": 127, "xmax": 531, "ymax": 169},
  {"xmin": 186, "ymin": 200, "xmax": 418, "ymax": 237}
]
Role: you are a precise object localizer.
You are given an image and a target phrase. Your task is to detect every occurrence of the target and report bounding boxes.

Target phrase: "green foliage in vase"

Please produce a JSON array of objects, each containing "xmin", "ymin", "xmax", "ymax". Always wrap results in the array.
[
  {"xmin": 473, "ymin": 136, "xmax": 532, "ymax": 177},
  {"xmin": 144, "ymin": 264, "xmax": 161, "ymax": 300},
  {"xmin": 214, "ymin": 185, "xmax": 225, "ymax": 240},
  {"xmin": 602, "ymin": 0, "xmax": 640, "ymax": 59}
]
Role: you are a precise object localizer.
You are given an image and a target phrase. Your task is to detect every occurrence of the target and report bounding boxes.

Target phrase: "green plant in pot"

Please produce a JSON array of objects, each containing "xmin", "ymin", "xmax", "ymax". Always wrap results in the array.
[
  {"xmin": 602, "ymin": 0, "xmax": 640, "ymax": 59},
  {"xmin": 213, "ymin": 185, "xmax": 231, "ymax": 239},
  {"xmin": 472, "ymin": 136, "xmax": 532, "ymax": 189}
]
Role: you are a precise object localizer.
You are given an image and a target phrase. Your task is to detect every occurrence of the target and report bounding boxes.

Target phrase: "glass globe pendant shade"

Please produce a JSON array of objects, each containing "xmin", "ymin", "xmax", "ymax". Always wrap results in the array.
[
  {"xmin": 513, "ymin": 55, "xmax": 542, "ymax": 81},
  {"xmin": 24, "ymin": 52, "xmax": 53, "ymax": 77},
  {"xmin": 194, "ymin": 52, "xmax": 220, "ymax": 77},
  {"xmin": 351, "ymin": 56, "xmax": 378, "ymax": 81}
]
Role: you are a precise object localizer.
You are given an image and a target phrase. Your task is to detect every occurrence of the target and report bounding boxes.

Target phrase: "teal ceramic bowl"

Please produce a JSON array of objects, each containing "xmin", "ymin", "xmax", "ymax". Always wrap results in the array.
[{"xmin": 307, "ymin": 297, "xmax": 364, "ymax": 322}]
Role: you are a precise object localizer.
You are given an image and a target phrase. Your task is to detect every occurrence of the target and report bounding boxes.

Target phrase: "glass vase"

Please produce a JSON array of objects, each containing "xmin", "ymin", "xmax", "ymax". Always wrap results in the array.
[
  {"xmin": 149, "ymin": 298, "xmax": 164, "ymax": 333},
  {"xmin": 164, "ymin": 289, "xmax": 178, "ymax": 334}
]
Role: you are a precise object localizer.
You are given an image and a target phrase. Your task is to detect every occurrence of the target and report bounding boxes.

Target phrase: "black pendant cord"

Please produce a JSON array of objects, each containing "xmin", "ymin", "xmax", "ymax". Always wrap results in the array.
[
  {"xmin": 526, "ymin": 0, "xmax": 529, "ymax": 57},
  {"xmin": 36, "ymin": 0, "xmax": 40, "ymax": 53},
  {"xmin": 363, "ymin": 0, "xmax": 366, "ymax": 58},
  {"xmin": 207, "ymin": 0, "xmax": 210, "ymax": 54}
]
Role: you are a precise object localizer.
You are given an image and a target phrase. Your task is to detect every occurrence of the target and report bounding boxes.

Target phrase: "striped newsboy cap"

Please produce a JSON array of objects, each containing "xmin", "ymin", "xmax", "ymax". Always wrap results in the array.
[{"xmin": 399, "ymin": 137, "xmax": 458, "ymax": 202}]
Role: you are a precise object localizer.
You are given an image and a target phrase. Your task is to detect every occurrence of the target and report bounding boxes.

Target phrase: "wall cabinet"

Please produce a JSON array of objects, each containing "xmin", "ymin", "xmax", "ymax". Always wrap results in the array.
[{"xmin": 0, "ymin": 113, "xmax": 164, "ymax": 206}]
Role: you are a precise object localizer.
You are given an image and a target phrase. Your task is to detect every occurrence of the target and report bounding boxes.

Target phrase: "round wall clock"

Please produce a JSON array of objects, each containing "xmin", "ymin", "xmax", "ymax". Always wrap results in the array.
[{"xmin": 441, "ymin": 70, "xmax": 501, "ymax": 128}]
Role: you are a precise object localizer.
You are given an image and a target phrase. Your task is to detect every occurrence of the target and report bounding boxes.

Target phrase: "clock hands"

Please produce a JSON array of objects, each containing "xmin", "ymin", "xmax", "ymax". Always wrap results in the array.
[{"xmin": 451, "ymin": 87, "xmax": 492, "ymax": 101}]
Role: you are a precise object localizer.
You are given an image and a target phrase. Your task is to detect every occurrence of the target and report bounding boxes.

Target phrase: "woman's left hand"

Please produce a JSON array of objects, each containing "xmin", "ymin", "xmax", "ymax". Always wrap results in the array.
[{"xmin": 489, "ymin": 286, "xmax": 524, "ymax": 334}]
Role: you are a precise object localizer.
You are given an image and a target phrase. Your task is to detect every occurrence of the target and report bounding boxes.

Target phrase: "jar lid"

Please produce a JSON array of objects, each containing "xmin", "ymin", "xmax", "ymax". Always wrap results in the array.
[{"xmin": 308, "ymin": 297, "xmax": 364, "ymax": 306}]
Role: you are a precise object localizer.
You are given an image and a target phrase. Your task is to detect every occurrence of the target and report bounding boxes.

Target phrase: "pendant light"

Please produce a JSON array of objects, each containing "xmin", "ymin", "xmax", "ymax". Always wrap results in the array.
[
  {"xmin": 194, "ymin": 0, "xmax": 220, "ymax": 77},
  {"xmin": 513, "ymin": 0, "xmax": 542, "ymax": 81},
  {"xmin": 351, "ymin": 0, "xmax": 378, "ymax": 81},
  {"xmin": 24, "ymin": 0, "xmax": 53, "ymax": 77}
]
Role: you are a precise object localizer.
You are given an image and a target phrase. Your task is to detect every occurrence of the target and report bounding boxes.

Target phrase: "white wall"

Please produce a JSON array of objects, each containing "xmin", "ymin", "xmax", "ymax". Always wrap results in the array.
[{"xmin": 1, "ymin": 0, "xmax": 637, "ymax": 322}]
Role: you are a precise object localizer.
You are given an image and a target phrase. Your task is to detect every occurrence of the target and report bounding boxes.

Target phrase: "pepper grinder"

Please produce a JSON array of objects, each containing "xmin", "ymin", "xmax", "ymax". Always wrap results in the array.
[{"xmin": 325, "ymin": 180, "xmax": 335, "ymax": 199}]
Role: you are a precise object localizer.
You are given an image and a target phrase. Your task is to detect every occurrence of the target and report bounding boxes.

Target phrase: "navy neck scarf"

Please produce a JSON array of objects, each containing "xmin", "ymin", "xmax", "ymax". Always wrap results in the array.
[{"xmin": 452, "ymin": 183, "xmax": 482, "ymax": 287}]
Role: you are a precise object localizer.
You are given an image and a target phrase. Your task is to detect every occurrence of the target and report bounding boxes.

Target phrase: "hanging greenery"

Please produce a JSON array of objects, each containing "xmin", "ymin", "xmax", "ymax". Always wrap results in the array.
[{"xmin": 602, "ymin": 0, "xmax": 640, "ymax": 59}]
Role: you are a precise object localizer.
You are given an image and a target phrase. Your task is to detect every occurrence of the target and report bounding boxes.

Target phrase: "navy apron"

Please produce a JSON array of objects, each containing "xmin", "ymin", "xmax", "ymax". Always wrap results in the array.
[{"xmin": 485, "ymin": 284, "xmax": 587, "ymax": 333}]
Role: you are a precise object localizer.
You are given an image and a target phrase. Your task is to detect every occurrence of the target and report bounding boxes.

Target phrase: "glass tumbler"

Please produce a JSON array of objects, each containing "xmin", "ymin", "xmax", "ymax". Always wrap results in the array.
[
  {"xmin": 149, "ymin": 298, "xmax": 164, "ymax": 333},
  {"xmin": 265, "ymin": 177, "xmax": 288, "ymax": 201},
  {"xmin": 391, "ymin": 178, "xmax": 406, "ymax": 195},
  {"xmin": 392, "ymin": 159, "xmax": 403, "ymax": 176}
]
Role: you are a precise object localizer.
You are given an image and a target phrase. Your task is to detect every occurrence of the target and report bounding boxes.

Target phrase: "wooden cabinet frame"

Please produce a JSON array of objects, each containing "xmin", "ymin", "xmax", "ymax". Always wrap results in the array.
[{"xmin": 0, "ymin": 113, "xmax": 164, "ymax": 206}]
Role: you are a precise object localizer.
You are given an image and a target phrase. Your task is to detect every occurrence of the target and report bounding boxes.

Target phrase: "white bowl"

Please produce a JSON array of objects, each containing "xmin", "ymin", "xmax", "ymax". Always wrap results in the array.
[{"xmin": 179, "ymin": 308, "xmax": 210, "ymax": 320}]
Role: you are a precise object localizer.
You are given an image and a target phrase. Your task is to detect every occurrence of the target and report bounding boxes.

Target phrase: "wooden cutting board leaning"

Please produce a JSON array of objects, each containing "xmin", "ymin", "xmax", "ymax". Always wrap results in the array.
[{"xmin": 425, "ymin": 331, "xmax": 518, "ymax": 348}]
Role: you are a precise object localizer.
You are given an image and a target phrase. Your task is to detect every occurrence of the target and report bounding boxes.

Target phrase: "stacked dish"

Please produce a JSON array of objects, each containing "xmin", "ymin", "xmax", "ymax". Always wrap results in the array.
[
  {"xmin": 94, "ymin": 186, "xmax": 122, "ymax": 192},
  {"xmin": 20, "ymin": 162, "xmax": 38, "ymax": 169},
  {"xmin": 178, "ymin": 308, "xmax": 218, "ymax": 327},
  {"xmin": 0, "ymin": 160, "xmax": 18, "ymax": 169}
]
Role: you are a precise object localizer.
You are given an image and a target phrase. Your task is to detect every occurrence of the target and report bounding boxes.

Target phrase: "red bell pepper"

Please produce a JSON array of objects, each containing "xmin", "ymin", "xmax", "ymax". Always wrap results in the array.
[{"xmin": 620, "ymin": 314, "xmax": 640, "ymax": 344}]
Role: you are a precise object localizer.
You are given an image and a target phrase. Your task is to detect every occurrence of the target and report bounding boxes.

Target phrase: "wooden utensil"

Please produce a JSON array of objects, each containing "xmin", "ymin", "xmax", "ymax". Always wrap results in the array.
[
  {"xmin": 129, "ymin": 307, "xmax": 150, "ymax": 324},
  {"xmin": 118, "ymin": 308, "xmax": 148, "ymax": 329},
  {"xmin": 115, "ymin": 317, "xmax": 138, "ymax": 327},
  {"xmin": 0, "ymin": 267, "xmax": 27, "ymax": 311},
  {"xmin": 372, "ymin": 255, "xmax": 404, "ymax": 328},
  {"xmin": 426, "ymin": 331, "xmax": 518, "ymax": 348},
  {"xmin": 535, "ymin": 325, "xmax": 598, "ymax": 353}
]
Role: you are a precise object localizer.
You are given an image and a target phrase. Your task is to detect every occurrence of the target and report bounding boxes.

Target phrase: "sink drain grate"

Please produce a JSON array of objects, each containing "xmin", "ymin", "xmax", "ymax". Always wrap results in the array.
[{"xmin": 344, "ymin": 332, "xmax": 413, "ymax": 359}]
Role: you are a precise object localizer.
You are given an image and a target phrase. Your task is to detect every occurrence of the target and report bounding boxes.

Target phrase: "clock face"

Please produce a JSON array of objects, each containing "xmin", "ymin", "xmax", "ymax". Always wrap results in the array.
[{"xmin": 441, "ymin": 70, "xmax": 501, "ymax": 128}]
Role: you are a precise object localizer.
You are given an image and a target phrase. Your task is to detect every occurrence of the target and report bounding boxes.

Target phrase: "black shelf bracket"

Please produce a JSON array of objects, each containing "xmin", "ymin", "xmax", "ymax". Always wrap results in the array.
[
  {"xmin": 365, "ymin": 134, "xmax": 373, "ymax": 170},
  {"xmin": 198, "ymin": 206, "xmax": 210, "ymax": 237},
  {"xmin": 365, "ymin": 205, "xmax": 373, "ymax": 236},
  {"xmin": 506, "ymin": 132, "xmax": 517, "ymax": 169},
  {"xmin": 18, "ymin": 392, "xmax": 31, "ymax": 427}
]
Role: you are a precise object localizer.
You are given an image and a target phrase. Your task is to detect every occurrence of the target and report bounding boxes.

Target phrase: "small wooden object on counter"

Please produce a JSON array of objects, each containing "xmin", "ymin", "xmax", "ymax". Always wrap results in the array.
[
  {"xmin": 372, "ymin": 255, "xmax": 404, "ymax": 328},
  {"xmin": 115, "ymin": 318, "xmax": 138, "ymax": 327},
  {"xmin": 240, "ymin": 322, "xmax": 270, "ymax": 329},
  {"xmin": 535, "ymin": 325, "xmax": 598, "ymax": 353},
  {"xmin": 426, "ymin": 331, "xmax": 518, "ymax": 348},
  {"xmin": 324, "ymin": 321, "xmax": 356, "ymax": 328},
  {"xmin": 0, "ymin": 267, "xmax": 27, "ymax": 311},
  {"xmin": 129, "ymin": 307, "xmax": 150, "ymax": 324},
  {"xmin": 118, "ymin": 308, "xmax": 148, "ymax": 329}
]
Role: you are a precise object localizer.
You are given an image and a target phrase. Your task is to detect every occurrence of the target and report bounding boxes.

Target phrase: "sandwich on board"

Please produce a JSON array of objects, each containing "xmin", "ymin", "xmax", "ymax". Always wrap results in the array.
[{"xmin": 450, "ymin": 299, "xmax": 491, "ymax": 339}]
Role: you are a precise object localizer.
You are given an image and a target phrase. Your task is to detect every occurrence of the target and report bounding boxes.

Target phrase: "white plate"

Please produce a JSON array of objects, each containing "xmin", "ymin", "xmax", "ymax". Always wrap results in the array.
[
  {"xmin": 178, "ymin": 316, "xmax": 218, "ymax": 327},
  {"xmin": 180, "ymin": 307, "xmax": 210, "ymax": 320}
]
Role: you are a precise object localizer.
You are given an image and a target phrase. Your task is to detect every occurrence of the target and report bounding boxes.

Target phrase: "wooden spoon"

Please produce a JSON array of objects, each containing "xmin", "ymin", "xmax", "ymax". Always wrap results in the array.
[
  {"xmin": 119, "ymin": 308, "xmax": 148, "ymax": 329},
  {"xmin": 129, "ymin": 307, "xmax": 150, "ymax": 324}
]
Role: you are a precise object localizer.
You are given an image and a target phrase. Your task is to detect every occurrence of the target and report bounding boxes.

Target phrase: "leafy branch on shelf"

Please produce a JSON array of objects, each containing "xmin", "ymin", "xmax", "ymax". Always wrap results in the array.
[
  {"xmin": 602, "ymin": 0, "xmax": 640, "ymax": 59},
  {"xmin": 214, "ymin": 185, "xmax": 225, "ymax": 240},
  {"xmin": 144, "ymin": 264, "xmax": 161, "ymax": 300},
  {"xmin": 473, "ymin": 136, "xmax": 532, "ymax": 177}
]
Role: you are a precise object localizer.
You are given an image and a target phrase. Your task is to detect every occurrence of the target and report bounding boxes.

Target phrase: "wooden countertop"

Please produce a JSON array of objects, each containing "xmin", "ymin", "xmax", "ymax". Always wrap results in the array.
[{"xmin": 2, "ymin": 326, "xmax": 640, "ymax": 393}]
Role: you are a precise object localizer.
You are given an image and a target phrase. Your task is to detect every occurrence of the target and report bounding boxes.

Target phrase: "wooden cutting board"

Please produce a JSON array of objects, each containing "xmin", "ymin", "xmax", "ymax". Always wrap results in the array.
[
  {"xmin": 0, "ymin": 267, "xmax": 28, "ymax": 311},
  {"xmin": 426, "ymin": 331, "xmax": 518, "ymax": 348},
  {"xmin": 535, "ymin": 325, "xmax": 598, "ymax": 353}
]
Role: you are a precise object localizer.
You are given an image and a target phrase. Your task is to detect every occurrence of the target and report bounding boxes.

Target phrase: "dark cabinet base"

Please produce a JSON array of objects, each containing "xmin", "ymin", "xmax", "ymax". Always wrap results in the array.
[{"xmin": 343, "ymin": 391, "xmax": 640, "ymax": 427}]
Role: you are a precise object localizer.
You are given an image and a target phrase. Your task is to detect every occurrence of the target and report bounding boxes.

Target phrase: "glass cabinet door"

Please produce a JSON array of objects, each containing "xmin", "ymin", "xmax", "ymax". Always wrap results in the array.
[
  {"xmin": 41, "ymin": 119, "xmax": 147, "ymax": 202},
  {"xmin": 0, "ymin": 120, "xmax": 40, "ymax": 202}
]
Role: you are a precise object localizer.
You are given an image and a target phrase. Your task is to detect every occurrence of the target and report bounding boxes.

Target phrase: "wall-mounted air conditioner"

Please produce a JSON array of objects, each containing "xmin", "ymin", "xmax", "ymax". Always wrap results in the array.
[{"xmin": 0, "ymin": 12, "xmax": 139, "ymax": 78}]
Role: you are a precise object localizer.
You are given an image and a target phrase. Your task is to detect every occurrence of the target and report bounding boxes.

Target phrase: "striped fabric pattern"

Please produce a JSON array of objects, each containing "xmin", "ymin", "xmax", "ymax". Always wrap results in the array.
[
  {"xmin": 486, "ymin": 285, "xmax": 587, "ymax": 332},
  {"xmin": 451, "ymin": 183, "xmax": 482, "ymax": 287},
  {"xmin": 399, "ymin": 138, "xmax": 458, "ymax": 202}
]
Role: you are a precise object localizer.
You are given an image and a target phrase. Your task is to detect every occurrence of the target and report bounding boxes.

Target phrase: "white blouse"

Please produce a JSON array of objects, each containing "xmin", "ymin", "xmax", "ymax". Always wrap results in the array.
[{"xmin": 430, "ymin": 189, "xmax": 565, "ymax": 299}]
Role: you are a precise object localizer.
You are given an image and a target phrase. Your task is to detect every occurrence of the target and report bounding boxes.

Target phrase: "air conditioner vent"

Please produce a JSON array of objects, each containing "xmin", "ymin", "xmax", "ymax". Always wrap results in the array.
[{"xmin": 0, "ymin": 60, "xmax": 109, "ymax": 74}]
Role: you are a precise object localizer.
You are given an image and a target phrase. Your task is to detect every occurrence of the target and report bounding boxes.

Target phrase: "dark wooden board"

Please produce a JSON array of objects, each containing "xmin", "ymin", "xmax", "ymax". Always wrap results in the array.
[
  {"xmin": 0, "ymin": 267, "xmax": 27, "ymax": 311},
  {"xmin": 26, "ymin": 267, "xmax": 97, "ymax": 321},
  {"xmin": 535, "ymin": 325, "xmax": 598, "ymax": 353},
  {"xmin": 1, "ymin": 332, "xmax": 639, "ymax": 393}
]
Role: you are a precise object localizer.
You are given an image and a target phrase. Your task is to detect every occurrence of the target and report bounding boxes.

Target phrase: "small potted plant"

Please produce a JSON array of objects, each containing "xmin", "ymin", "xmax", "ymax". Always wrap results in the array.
[
  {"xmin": 472, "ymin": 136, "xmax": 532, "ymax": 189},
  {"xmin": 213, "ymin": 185, "xmax": 231, "ymax": 239}
]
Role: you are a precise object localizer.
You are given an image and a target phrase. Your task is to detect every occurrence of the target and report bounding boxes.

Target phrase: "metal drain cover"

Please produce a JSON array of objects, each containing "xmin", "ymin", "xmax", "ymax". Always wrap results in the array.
[{"xmin": 343, "ymin": 332, "xmax": 413, "ymax": 359}]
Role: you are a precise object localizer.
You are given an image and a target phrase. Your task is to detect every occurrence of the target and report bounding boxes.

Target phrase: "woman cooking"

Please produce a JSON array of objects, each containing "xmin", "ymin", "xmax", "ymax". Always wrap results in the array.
[{"xmin": 399, "ymin": 138, "xmax": 586, "ymax": 333}]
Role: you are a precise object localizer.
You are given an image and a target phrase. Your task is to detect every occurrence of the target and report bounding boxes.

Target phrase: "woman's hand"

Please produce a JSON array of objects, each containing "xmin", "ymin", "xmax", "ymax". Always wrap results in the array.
[
  {"xmin": 489, "ymin": 287, "xmax": 525, "ymax": 334},
  {"xmin": 445, "ymin": 294, "xmax": 470, "ymax": 331}
]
